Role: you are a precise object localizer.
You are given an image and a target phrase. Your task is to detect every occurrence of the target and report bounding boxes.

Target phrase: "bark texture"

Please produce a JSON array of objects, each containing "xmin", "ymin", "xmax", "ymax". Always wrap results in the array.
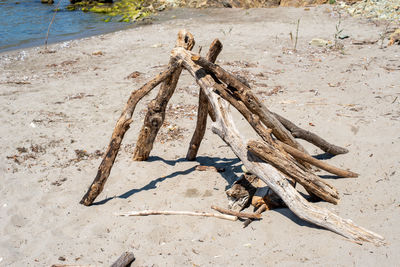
[
  {"xmin": 273, "ymin": 112, "xmax": 349, "ymax": 155},
  {"xmin": 80, "ymin": 62, "xmax": 180, "ymax": 206},
  {"xmin": 247, "ymin": 140, "xmax": 339, "ymax": 204},
  {"xmin": 211, "ymin": 205, "xmax": 262, "ymax": 219},
  {"xmin": 110, "ymin": 252, "xmax": 135, "ymax": 267},
  {"xmin": 116, "ymin": 210, "xmax": 237, "ymax": 221},
  {"xmin": 172, "ymin": 46, "xmax": 384, "ymax": 244},
  {"xmin": 186, "ymin": 39, "xmax": 222, "ymax": 160},
  {"xmin": 133, "ymin": 30, "xmax": 195, "ymax": 161},
  {"xmin": 243, "ymin": 204, "xmax": 267, "ymax": 228},
  {"xmin": 278, "ymin": 141, "xmax": 358, "ymax": 178}
]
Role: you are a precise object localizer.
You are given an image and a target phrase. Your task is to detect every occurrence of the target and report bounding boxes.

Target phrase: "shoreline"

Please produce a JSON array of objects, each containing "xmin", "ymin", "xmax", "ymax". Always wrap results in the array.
[
  {"xmin": 1, "ymin": 6, "xmax": 399, "ymax": 266},
  {"xmin": 0, "ymin": 8, "xmax": 211, "ymax": 56}
]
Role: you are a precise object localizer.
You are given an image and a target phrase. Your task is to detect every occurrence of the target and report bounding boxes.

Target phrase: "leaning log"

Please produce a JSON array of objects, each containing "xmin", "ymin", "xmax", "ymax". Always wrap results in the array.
[
  {"xmin": 133, "ymin": 30, "xmax": 195, "ymax": 161},
  {"xmin": 211, "ymin": 205, "xmax": 261, "ymax": 219},
  {"xmin": 191, "ymin": 54, "xmax": 307, "ymax": 154},
  {"xmin": 273, "ymin": 112, "xmax": 349, "ymax": 155},
  {"xmin": 277, "ymin": 141, "xmax": 358, "ymax": 178},
  {"xmin": 172, "ymin": 46, "xmax": 384, "ymax": 244},
  {"xmin": 186, "ymin": 39, "xmax": 223, "ymax": 160},
  {"xmin": 80, "ymin": 62, "xmax": 181, "ymax": 206},
  {"xmin": 247, "ymin": 140, "xmax": 339, "ymax": 204},
  {"xmin": 116, "ymin": 210, "xmax": 237, "ymax": 221},
  {"xmin": 243, "ymin": 204, "xmax": 267, "ymax": 228}
]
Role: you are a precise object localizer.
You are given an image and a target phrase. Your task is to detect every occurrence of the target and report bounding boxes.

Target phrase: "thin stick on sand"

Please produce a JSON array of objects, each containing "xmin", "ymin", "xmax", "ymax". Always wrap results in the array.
[
  {"xmin": 211, "ymin": 205, "xmax": 262, "ymax": 219},
  {"xmin": 116, "ymin": 210, "xmax": 238, "ymax": 221}
]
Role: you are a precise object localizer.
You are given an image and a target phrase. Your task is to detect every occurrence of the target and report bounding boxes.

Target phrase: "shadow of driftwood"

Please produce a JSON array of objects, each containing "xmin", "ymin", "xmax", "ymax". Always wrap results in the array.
[
  {"xmin": 92, "ymin": 155, "xmax": 242, "ymax": 205},
  {"xmin": 195, "ymin": 156, "xmax": 242, "ymax": 188},
  {"xmin": 273, "ymin": 208, "xmax": 323, "ymax": 230},
  {"xmin": 313, "ymin": 152, "xmax": 336, "ymax": 160},
  {"xmin": 318, "ymin": 174, "xmax": 344, "ymax": 180}
]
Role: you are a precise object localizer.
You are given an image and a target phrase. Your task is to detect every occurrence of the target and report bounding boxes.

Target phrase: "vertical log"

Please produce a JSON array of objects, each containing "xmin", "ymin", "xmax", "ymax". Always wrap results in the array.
[
  {"xmin": 80, "ymin": 63, "xmax": 180, "ymax": 206},
  {"xmin": 132, "ymin": 30, "xmax": 195, "ymax": 161},
  {"xmin": 277, "ymin": 140, "xmax": 358, "ymax": 178},
  {"xmin": 186, "ymin": 39, "xmax": 223, "ymax": 160}
]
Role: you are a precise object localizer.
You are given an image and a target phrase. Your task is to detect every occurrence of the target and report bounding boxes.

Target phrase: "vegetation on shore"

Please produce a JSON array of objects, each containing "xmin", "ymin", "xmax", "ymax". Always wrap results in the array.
[{"xmin": 66, "ymin": 0, "xmax": 156, "ymax": 23}]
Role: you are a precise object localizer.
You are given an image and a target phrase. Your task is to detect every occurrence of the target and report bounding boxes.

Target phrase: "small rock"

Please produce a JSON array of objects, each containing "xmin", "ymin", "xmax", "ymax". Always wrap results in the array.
[
  {"xmin": 309, "ymin": 38, "xmax": 331, "ymax": 47},
  {"xmin": 389, "ymin": 29, "xmax": 400, "ymax": 46},
  {"xmin": 126, "ymin": 71, "xmax": 142, "ymax": 79}
]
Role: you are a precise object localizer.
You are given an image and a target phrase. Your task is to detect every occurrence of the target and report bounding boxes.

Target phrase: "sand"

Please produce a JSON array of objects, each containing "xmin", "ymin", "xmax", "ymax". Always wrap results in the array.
[{"xmin": 0, "ymin": 5, "xmax": 399, "ymax": 266}]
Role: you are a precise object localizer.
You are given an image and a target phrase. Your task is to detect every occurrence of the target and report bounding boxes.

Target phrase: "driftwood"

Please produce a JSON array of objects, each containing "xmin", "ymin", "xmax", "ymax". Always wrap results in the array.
[
  {"xmin": 211, "ymin": 205, "xmax": 261, "ymax": 219},
  {"xmin": 247, "ymin": 140, "xmax": 339, "ymax": 204},
  {"xmin": 250, "ymin": 179, "xmax": 286, "ymax": 210},
  {"xmin": 186, "ymin": 39, "xmax": 223, "ymax": 160},
  {"xmin": 132, "ymin": 30, "xmax": 195, "ymax": 161},
  {"xmin": 280, "ymin": 142, "xmax": 358, "ymax": 178},
  {"xmin": 110, "ymin": 252, "xmax": 135, "ymax": 267},
  {"xmin": 172, "ymin": 45, "xmax": 384, "ymax": 244},
  {"xmin": 191, "ymin": 54, "xmax": 312, "ymax": 170},
  {"xmin": 191, "ymin": 55, "xmax": 307, "ymax": 154},
  {"xmin": 243, "ymin": 204, "xmax": 267, "ymax": 228},
  {"xmin": 79, "ymin": 62, "xmax": 181, "ymax": 206},
  {"xmin": 277, "ymin": 141, "xmax": 358, "ymax": 177},
  {"xmin": 81, "ymin": 30, "xmax": 384, "ymax": 245},
  {"xmin": 116, "ymin": 210, "xmax": 237, "ymax": 221},
  {"xmin": 273, "ymin": 112, "xmax": 349, "ymax": 155},
  {"xmin": 226, "ymin": 173, "xmax": 258, "ymax": 211}
]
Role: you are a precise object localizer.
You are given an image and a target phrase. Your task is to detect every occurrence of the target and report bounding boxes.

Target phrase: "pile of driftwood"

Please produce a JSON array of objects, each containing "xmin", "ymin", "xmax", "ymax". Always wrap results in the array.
[{"xmin": 80, "ymin": 30, "xmax": 384, "ymax": 245}]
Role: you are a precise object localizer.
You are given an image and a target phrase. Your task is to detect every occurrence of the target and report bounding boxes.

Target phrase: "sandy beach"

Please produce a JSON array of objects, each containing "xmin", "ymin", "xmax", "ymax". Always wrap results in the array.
[{"xmin": 1, "ymin": 6, "xmax": 399, "ymax": 266}]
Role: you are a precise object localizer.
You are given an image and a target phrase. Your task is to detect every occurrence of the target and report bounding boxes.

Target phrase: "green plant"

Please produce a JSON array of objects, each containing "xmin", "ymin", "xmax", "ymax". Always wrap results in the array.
[
  {"xmin": 333, "ymin": 11, "xmax": 344, "ymax": 51},
  {"xmin": 294, "ymin": 18, "xmax": 300, "ymax": 51},
  {"xmin": 379, "ymin": 22, "xmax": 391, "ymax": 49},
  {"xmin": 220, "ymin": 26, "xmax": 233, "ymax": 36}
]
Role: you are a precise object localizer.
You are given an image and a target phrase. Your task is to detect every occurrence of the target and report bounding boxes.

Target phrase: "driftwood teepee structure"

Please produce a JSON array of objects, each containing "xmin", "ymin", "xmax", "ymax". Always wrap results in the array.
[{"xmin": 80, "ymin": 30, "xmax": 384, "ymax": 245}]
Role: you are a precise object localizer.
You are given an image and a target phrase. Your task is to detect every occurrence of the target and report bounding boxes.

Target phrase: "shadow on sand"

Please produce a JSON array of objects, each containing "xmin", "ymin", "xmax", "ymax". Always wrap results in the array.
[{"xmin": 92, "ymin": 155, "xmax": 241, "ymax": 206}]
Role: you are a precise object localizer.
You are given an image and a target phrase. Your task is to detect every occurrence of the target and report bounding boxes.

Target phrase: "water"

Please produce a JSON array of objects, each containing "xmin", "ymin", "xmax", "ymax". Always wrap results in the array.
[{"xmin": 0, "ymin": 0, "xmax": 131, "ymax": 53}]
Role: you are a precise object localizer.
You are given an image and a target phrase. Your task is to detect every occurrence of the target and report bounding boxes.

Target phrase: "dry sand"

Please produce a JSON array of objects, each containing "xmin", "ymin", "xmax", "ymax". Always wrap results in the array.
[{"xmin": 0, "ymin": 5, "xmax": 399, "ymax": 266}]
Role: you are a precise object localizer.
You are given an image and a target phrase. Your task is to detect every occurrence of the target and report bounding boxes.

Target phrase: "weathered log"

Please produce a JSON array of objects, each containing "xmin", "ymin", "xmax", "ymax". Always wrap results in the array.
[
  {"xmin": 212, "ymin": 82, "xmax": 275, "ymax": 145},
  {"xmin": 173, "ymin": 46, "xmax": 384, "ymax": 244},
  {"xmin": 277, "ymin": 141, "xmax": 358, "ymax": 178},
  {"xmin": 226, "ymin": 173, "xmax": 258, "ymax": 211},
  {"xmin": 79, "ymin": 62, "xmax": 181, "ymax": 206},
  {"xmin": 116, "ymin": 210, "xmax": 237, "ymax": 221},
  {"xmin": 247, "ymin": 140, "xmax": 339, "ymax": 204},
  {"xmin": 211, "ymin": 205, "xmax": 261, "ymax": 219},
  {"xmin": 250, "ymin": 178, "xmax": 286, "ymax": 209},
  {"xmin": 191, "ymin": 54, "xmax": 307, "ymax": 154},
  {"xmin": 186, "ymin": 39, "xmax": 222, "ymax": 160},
  {"xmin": 243, "ymin": 204, "xmax": 267, "ymax": 228},
  {"xmin": 133, "ymin": 29, "xmax": 195, "ymax": 161},
  {"xmin": 110, "ymin": 252, "xmax": 135, "ymax": 267},
  {"xmin": 273, "ymin": 112, "xmax": 349, "ymax": 155}
]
